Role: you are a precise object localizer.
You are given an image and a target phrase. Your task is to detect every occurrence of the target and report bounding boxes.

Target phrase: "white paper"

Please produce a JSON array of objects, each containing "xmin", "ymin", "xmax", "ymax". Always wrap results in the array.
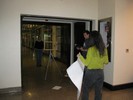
[
  {"xmin": 77, "ymin": 58, "xmax": 84, "ymax": 70},
  {"xmin": 52, "ymin": 86, "xmax": 62, "ymax": 90},
  {"xmin": 66, "ymin": 60, "xmax": 84, "ymax": 100}
]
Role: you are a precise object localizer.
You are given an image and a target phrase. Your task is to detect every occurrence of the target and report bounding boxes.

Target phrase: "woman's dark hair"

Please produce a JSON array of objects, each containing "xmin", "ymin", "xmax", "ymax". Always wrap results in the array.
[{"xmin": 91, "ymin": 30, "xmax": 105, "ymax": 56}]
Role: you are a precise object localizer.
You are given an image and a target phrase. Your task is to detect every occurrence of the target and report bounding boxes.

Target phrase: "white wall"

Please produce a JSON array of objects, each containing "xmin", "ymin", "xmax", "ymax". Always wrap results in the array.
[
  {"xmin": 114, "ymin": 0, "xmax": 133, "ymax": 85},
  {"xmin": 0, "ymin": 0, "xmax": 98, "ymax": 89},
  {"xmin": 99, "ymin": 0, "xmax": 133, "ymax": 86},
  {"xmin": 0, "ymin": 1, "xmax": 21, "ymax": 89},
  {"xmin": 98, "ymin": 0, "xmax": 115, "ymax": 85},
  {"xmin": 1, "ymin": 0, "xmax": 132, "ymax": 89}
]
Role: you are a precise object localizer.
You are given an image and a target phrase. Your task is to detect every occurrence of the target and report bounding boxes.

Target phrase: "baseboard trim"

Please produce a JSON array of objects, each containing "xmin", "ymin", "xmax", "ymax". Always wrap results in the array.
[
  {"xmin": 0, "ymin": 87, "xmax": 22, "ymax": 94},
  {"xmin": 103, "ymin": 82, "xmax": 133, "ymax": 91}
]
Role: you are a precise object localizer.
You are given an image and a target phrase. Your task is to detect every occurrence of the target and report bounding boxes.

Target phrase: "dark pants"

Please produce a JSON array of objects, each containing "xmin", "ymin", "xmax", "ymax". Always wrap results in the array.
[
  {"xmin": 35, "ymin": 49, "xmax": 43, "ymax": 66},
  {"xmin": 82, "ymin": 68, "xmax": 104, "ymax": 100}
]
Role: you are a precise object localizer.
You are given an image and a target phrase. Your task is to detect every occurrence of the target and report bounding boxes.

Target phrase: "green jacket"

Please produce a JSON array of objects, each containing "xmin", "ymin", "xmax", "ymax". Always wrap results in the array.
[{"xmin": 79, "ymin": 46, "xmax": 108, "ymax": 69}]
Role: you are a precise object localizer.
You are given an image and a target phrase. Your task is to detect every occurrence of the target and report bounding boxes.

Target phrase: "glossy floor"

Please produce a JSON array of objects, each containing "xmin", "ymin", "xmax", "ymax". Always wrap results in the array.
[{"xmin": 0, "ymin": 47, "xmax": 133, "ymax": 100}]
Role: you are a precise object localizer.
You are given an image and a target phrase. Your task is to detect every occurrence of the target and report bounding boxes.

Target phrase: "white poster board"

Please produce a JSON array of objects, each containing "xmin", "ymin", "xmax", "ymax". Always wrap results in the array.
[{"xmin": 67, "ymin": 59, "xmax": 84, "ymax": 100}]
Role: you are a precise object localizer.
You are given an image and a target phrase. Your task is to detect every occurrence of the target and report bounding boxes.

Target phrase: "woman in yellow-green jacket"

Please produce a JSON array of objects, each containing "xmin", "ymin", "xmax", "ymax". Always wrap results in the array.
[{"xmin": 77, "ymin": 30, "xmax": 109, "ymax": 100}]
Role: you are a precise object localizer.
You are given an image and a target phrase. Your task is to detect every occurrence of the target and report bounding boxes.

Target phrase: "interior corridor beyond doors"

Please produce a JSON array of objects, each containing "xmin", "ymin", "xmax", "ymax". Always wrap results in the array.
[{"xmin": 21, "ymin": 15, "xmax": 92, "ymax": 91}]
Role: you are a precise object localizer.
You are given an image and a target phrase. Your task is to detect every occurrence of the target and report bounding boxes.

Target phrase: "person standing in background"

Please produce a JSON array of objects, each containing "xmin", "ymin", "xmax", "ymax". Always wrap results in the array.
[
  {"xmin": 34, "ymin": 36, "xmax": 44, "ymax": 67},
  {"xmin": 77, "ymin": 30, "xmax": 94, "ymax": 58},
  {"xmin": 77, "ymin": 30, "xmax": 108, "ymax": 100}
]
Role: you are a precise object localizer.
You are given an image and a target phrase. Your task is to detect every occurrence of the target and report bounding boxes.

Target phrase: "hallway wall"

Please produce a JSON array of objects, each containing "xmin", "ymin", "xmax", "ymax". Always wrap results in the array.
[
  {"xmin": 98, "ymin": 0, "xmax": 133, "ymax": 86},
  {"xmin": 0, "ymin": 0, "xmax": 98, "ymax": 89},
  {"xmin": 98, "ymin": 0, "xmax": 115, "ymax": 85},
  {"xmin": 1, "ymin": 0, "xmax": 133, "ymax": 90},
  {"xmin": 113, "ymin": 0, "xmax": 133, "ymax": 85}
]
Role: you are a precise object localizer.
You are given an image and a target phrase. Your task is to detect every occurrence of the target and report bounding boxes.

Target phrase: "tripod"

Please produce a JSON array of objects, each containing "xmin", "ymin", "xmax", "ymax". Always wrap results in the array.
[{"xmin": 45, "ymin": 50, "xmax": 62, "ymax": 80}]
